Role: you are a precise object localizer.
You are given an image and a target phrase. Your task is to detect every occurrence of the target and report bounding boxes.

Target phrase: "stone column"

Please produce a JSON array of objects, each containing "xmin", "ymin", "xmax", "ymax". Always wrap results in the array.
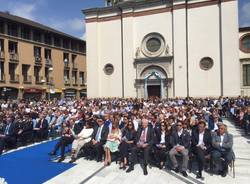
[
  {"xmin": 144, "ymin": 79, "xmax": 148, "ymax": 99},
  {"xmin": 76, "ymin": 90, "xmax": 80, "ymax": 99},
  {"xmin": 160, "ymin": 79, "xmax": 164, "ymax": 99}
]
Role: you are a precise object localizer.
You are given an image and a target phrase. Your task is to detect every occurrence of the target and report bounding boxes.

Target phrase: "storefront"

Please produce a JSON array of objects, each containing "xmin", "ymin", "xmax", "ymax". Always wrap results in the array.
[
  {"xmin": 46, "ymin": 88, "xmax": 62, "ymax": 100},
  {"xmin": 79, "ymin": 89, "xmax": 87, "ymax": 98},
  {"xmin": 64, "ymin": 88, "xmax": 77, "ymax": 99},
  {"xmin": 0, "ymin": 87, "xmax": 18, "ymax": 100},
  {"xmin": 23, "ymin": 88, "xmax": 44, "ymax": 100}
]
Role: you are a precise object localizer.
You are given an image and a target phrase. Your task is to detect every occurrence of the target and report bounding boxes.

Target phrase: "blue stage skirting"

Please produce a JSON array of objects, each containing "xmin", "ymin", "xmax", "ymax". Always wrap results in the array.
[{"xmin": 0, "ymin": 140, "xmax": 75, "ymax": 184}]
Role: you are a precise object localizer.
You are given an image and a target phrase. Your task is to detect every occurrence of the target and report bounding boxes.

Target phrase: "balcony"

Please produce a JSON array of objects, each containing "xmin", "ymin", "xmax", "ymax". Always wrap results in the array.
[
  {"xmin": 9, "ymin": 74, "xmax": 19, "ymax": 83},
  {"xmin": 45, "ymin": 58, "xmax": 53, "ymax": 66},
  {"xmin": 64, "ymin": 78, "xmax": 70, "ymax": 86},
  {"xmin": 34, "ymin": 56, "xmax": 42, "ymax": 66},
  {"xmin": 0, "ymin": 51, "xmax": 4, "ymax": 60},
  {"xmin": 35, "ymin": 76, "xmax": 43, "ymax": 85},
  {"xmin": 0, "ymin": 74, "xmax": 5, "ymax": 83},
  {"xmin": 23, "ymin": 75, "xmax": 32, "ymax": 84},
  {"xmin": 9, "ymin": 53, "xmax": 19, "ymax": 62}
]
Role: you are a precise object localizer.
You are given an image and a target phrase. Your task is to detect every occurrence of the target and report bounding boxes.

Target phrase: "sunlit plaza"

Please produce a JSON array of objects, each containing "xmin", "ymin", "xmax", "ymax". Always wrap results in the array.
[{"xmin": 0, "ymin": 0, "xmax": 250, "ymax": 184}]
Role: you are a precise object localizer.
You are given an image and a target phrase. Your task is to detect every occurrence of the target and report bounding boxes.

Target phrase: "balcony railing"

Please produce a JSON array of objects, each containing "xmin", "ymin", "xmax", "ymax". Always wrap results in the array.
[
  {"xmin": 9, "ymin": 52, "xmax": 19, "ymax": 62},
  {"xmin": 9, "ymin": 74, "xmax": 19, "ymax": 83},
  {"xmin": 35, "ymin": 76, "xmax": 43, "ymax": 84},
  {"xmin": 23, "ymin": 75, "xmax": 32, "ymax": 84},
  {"xmin": 0, "ymin": 51, "xmax": 4, "ymax": 59},
  {"xmin": 45, "ymin": 58, "xmax": 53, "ymax": 66},
  {"xmin": 0, "ymin": 74, "xmax": 5, "ymax": 83}
]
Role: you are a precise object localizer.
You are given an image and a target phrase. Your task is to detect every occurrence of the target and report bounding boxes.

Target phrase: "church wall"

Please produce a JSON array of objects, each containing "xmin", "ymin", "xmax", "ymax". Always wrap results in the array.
[
  {"xmin": 188, "ymin": 4, "xmax": 221, "ymax": 97},
  {"xmin": 123, "ymin": 16, "xmax": 137, "ymax": 97},
  {"xmin": 98, "ymin": 19, "xmax": 123, "ymax": 97},
  {"xmin": 86, "ymin": 21, "xmax": 99, "ymax": 97},
  {"xmin": 173, "ymin": 7, "xmax": 188, "ymax": 97},
  {"xmin": 239, "ymin": 31, "xmax": 250, "ymax": 96},
  {"xmin": 133, "ymin": 11, "xmax": 173, "ymax": 98},
  {"xmin": 85, "ymin": 0, "xmax": 240, "ymax": 98},
  {"xmin": 221, "ymin": 0, "xmax": 240, "ymax": 96},
  {"xmin": 133, "ymin": 11, "xmax": 172, "ymax": 59}
]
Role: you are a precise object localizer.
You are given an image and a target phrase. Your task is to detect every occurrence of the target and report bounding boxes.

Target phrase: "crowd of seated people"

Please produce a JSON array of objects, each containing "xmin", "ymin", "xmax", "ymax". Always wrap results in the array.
[
  {"xmin": 0, "ymin": 97, "xmax": 246, "ymax": 179},
  {"xmin": 226, "ymin": 98, "xmax": 250, "ymax": 135},
  {"xmin": 0, "ymin": 99, "xmax": 85, "ymax": 154},
  {"xmin": 46, "ymin": 97, "xmax": 240, "ymax": 178}
]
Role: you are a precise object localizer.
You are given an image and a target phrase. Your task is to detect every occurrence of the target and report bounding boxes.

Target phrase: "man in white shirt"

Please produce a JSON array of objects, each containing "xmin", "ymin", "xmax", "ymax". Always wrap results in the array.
[{"xmin": 191, "ymin": 120, "xmax": 212, "ymax": 179}]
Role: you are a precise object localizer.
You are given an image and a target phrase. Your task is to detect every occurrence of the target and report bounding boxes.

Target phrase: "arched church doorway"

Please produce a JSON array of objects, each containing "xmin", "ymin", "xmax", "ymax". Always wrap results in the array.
[
  {"xmin": 140, "ymin": 65, "xmax": 168, "ymax": 99},
  {"xmin": 147, "ymin": 85, "xmax": 161, "ymax": 98}
]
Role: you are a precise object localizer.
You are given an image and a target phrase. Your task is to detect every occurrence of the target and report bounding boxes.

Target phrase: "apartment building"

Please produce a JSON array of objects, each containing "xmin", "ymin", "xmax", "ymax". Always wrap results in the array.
[{"xmin": 0, "ymin": 11, "xmax": 86, "ymax": 100}]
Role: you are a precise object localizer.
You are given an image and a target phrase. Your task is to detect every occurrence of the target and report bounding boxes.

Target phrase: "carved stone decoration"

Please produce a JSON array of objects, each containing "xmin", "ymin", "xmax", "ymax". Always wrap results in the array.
[
  {"xmin": 141, "ymin": 32, "xmax": 165, "ymax": 57},
  {"xmin": 165, "ymin": 44, "xmax": 169, "ymax": 56},
  {"xmin": 135, "ymin": 47, "xmax": 141, "ymax": 58}
]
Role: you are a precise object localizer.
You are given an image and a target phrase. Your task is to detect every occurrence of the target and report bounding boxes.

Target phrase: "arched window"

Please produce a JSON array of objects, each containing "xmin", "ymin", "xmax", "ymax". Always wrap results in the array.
[{"xmin": 240, "ymin": 34, "xmax": 250, "ymax": 53}]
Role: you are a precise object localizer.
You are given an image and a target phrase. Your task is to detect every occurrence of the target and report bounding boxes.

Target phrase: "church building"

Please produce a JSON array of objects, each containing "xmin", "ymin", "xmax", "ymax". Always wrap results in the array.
[{"xmin": 83, "ymin": 0, "xmax": 240, "ymax": 98}]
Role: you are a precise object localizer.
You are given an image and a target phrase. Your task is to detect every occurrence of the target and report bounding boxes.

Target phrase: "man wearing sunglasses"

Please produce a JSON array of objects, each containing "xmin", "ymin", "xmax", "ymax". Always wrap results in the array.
[
  {"xmin": 169, "ymin": 121, "xmax": 191, "ymax": 177},
  {"xmin": 82, "ymin": 116, "xmax": 109, "ymax": 162}
]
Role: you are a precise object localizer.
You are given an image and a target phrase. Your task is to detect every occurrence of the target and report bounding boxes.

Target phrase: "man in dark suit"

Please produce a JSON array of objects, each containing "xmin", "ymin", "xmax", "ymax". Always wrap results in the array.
[
  {"xmin": 33, "ymin": 113, "xmax": 49, "ymax": 141},
  {"xmin": 169, "ymin": 121, "xmax": 191, "ymax": 177},
  {"xmin": 17, "ymin": 114, "xmax": 33, "ymax": 145},
  {"xmin": 83, "ymin": 116, "xmax": 109, "ymax": 162},
  {"xmin": 0, "ymin": 115, "xmax": 17, "ymax": 155},
  {"xmin": 191, "ymin": 120, "xmax": 212, "ymax": 179},
  {"xmin": 126, "ymin": 118, "xmax": 154, "ymax": 175},
  {"xmin": 149, "ymin": 113, "xmax": 161, "ymax": 135},
  {"xmin": 208, "ymin": 114, "xmax": 222, "ymax": 132},
  {"xmin": 212, "ymin": 123, "xmax": 234, "ymax": 177}
]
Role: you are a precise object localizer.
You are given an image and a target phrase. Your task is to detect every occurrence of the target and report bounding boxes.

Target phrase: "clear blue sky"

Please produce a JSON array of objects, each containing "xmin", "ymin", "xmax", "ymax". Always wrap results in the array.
[{"xmin": 0, "ymin": 0, "xmax": 249, "ymax": 40}]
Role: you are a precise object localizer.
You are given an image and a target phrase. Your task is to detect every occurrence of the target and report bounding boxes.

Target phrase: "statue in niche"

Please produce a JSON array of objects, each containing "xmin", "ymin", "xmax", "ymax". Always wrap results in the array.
[
  {"xmin": 136, "ymin": 47, "xmax": 141, "ymax": 58},
  {"xmin": 165, "ymin": 44, "xmax": 169, "ymax": 56}
]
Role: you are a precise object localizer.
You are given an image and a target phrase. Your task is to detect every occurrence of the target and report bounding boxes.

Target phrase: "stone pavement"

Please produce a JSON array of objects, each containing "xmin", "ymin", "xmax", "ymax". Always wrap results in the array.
[{"xmin": 44, "ymin": 119, "xmax": 250, "ymax": 184}]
